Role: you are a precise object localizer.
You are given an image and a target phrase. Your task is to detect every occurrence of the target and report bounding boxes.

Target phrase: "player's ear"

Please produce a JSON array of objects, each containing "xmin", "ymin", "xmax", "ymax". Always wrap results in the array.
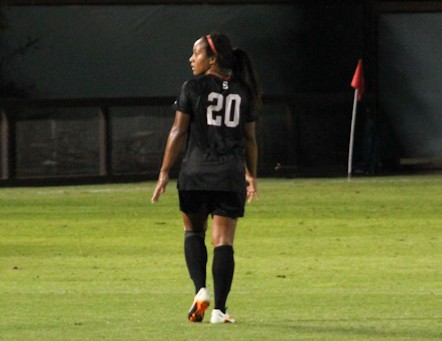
[{"xmin": 208, "ymin": 55, "xmax": 217, "ymax": 65}]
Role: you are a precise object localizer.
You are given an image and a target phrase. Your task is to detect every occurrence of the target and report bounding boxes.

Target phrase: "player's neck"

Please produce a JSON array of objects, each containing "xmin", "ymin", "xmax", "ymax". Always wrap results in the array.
[{"xmin": 206, "ymin": 67, "xmax": 231, "ymax": 81}]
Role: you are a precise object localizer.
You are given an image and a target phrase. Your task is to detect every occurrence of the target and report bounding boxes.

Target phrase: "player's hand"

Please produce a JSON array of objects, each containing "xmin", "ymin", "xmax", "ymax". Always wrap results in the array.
[
  {"xmin": 246, "ymin": 175, "xmax": 259, "ymax": 203},
  {"xmin": 151, "ymin": 172, "xmax": 169, "ymax": 203}
]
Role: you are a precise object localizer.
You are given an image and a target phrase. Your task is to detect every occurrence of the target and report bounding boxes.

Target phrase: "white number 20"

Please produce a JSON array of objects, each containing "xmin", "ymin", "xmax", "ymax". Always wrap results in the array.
[{"xmin": 207, "ymin": 92, "xmax": 241, "ymax": 128}]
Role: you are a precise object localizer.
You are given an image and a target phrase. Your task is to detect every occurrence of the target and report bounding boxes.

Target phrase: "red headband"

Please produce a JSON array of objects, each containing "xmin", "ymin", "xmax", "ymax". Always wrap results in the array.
[{"xmin": 206, "ymin": 35, "xmax": 218, "ymax": 56}]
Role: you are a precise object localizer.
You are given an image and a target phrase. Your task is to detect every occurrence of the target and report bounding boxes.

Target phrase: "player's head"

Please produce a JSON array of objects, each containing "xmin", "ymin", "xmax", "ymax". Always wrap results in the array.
[
  {"xmin": 203, "ymin": 33, "xmax": 234, "ymax": 70},
  {"xmin": 189, "ymin": 33, "xmax": 262, "ymax": 110},
  {"xmin": 189, "ymin": 33, "xmax": 233, "ymax": 76}
]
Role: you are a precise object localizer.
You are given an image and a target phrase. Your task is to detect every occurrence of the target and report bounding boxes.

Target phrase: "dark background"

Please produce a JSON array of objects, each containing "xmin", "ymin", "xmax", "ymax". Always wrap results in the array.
[
  {"xmin": 1, "ymin": 0, "xmax": 441, "ymax": 184},
  {"xmin": 1, "ymin": 4, "xmax": 363, "ymax": 98}
]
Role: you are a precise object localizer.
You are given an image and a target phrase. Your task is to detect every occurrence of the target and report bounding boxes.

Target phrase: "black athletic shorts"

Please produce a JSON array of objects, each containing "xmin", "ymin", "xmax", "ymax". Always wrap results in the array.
[{"xmin": 179, "ymin": 190, "xmax": 246, "ymax": 218}]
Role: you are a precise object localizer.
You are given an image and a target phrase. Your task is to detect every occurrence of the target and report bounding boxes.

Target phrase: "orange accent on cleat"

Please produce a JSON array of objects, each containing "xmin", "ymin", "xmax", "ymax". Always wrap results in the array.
[
  {"xmin": 188, "ymin": 301, "xmax": 210, "ymax": 322},
  {"xmin": 188, "ymin": 288, "xmax": 211, "ymax": 322}
]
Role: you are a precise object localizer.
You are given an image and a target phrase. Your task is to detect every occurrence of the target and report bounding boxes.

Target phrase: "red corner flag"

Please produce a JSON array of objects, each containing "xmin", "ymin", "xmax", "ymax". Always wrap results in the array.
[{"xmin": 351, "ymin": 59, "xmax": 365, "ymax": 101}]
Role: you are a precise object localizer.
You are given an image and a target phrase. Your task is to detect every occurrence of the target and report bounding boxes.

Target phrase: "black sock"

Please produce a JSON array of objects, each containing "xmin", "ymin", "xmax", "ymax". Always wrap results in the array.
[
  {"xmin": 184, "ymin": 231, "xmax": 207, "ymax": 294},
  {"xmin": 212, "ymin": 245, "xmax": 234, "ymax": 313}
]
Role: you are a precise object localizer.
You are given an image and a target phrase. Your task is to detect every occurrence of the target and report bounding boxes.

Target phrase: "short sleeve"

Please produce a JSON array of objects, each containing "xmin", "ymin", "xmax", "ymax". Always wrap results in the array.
[
  {"xmin": 173, "ymin": 80, "xmax": 193, "ymax": 115},
  {"xmin": 245, "ymin": 93, "xmax": 258, "ymax": 123}
]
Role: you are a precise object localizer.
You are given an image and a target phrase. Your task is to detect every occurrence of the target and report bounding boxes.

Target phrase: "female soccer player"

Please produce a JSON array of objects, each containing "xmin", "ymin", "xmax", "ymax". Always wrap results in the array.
[{"xmin": 151, "ymin": 33, "xmax": 261, "ymax": 323}]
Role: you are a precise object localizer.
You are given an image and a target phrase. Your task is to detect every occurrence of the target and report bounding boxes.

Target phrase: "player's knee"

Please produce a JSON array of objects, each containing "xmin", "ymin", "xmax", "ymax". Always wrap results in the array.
[
  {"xmin": 185, "ymin": 230, "xmax": 206, "ymax": 240},
  {"xmin": 211, "ymin": 234, "xmax": 234, "ymax": 247}
]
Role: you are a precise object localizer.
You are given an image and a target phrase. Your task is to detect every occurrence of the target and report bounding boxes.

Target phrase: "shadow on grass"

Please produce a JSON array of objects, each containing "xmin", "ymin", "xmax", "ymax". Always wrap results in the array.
[{"xmin": 263, "ymin": 317, "xmax": 442, "ymax": 339}]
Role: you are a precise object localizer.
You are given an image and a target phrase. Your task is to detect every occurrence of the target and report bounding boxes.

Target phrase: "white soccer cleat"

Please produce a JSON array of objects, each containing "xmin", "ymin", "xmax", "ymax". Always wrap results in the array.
[
  {"xmin": 188, "ymin": 288, "xmax": 211, "ymax": 322},
  {"xmin": 210, "ymin": 309, "xmax": 236, "ymax": 324}
]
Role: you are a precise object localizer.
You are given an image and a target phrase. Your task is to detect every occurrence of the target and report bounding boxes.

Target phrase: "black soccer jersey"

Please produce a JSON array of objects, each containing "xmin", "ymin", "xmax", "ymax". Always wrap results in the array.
[{"xmin": 174, "ymin": 74, "xmax": 257, "ymax": 193}]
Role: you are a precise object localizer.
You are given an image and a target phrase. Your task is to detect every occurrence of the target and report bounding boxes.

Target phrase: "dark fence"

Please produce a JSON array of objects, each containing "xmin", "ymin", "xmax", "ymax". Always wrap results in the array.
[{"xmin": 1, "ymin": 93, "xmax": 372, "ymax": 186}]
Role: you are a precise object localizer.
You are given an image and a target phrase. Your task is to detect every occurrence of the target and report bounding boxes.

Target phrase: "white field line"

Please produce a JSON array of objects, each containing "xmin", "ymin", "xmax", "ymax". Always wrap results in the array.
[{"xmin": 35, "ymin": 186, "xmax": 147, "ymax": 195}]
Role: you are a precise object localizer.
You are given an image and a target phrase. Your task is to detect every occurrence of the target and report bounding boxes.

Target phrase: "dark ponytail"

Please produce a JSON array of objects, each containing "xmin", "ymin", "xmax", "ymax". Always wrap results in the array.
[
  {"xmin": 233, "ymin": 48, "xmax": 263, "ymax": 111},
  {"xmin": 205, "ymin": 33, "xmax": 263, "ymax": 111}
]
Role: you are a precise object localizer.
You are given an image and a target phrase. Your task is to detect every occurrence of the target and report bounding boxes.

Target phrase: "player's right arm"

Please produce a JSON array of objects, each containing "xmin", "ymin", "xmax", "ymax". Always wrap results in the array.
[{"xmin": 151, "ymin": 111, "xmax": 190, "ymax": 203}]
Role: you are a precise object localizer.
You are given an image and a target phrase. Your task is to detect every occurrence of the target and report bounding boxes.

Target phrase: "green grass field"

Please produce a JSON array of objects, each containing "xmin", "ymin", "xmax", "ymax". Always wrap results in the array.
[{"xmin": 1, "ymin": 176, "xmax": 441, "ymax": 340}]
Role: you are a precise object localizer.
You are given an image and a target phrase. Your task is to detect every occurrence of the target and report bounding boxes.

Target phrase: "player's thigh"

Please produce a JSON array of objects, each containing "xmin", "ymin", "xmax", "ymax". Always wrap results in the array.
[{"xmin": 182, "ymin": 212, "xmax": 208, "ymax": 233}]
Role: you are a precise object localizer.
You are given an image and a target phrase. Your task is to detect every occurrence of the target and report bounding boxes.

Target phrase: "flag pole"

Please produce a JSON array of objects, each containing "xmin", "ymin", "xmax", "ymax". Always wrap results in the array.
[
  {"xmin": 347, "ymin": 88, "xmax": 359, "ymax": 181},
  {"xmin": 348, "ymin": 58, "xmax": 364, "ymax": 181}
]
